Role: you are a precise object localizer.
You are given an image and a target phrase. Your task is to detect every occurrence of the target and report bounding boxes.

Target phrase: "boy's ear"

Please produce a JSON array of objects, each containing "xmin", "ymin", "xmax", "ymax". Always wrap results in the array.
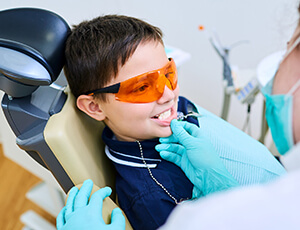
[{"xmin": 76, "ymin": 95, "xmax": 106, "ymax": 121}]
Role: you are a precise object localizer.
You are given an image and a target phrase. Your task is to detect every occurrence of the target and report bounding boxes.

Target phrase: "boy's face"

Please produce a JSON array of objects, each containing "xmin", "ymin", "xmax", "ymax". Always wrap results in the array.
[{"xmin": 98, "ymin": 41, "xmax": 179, "ymax": 141}]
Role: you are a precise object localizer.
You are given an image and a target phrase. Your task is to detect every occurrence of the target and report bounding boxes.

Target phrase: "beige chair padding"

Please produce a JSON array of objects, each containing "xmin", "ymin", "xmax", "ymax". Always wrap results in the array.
[{"xmin": 44, "ymin": 87, "xmax": 132, "ymax": 229}]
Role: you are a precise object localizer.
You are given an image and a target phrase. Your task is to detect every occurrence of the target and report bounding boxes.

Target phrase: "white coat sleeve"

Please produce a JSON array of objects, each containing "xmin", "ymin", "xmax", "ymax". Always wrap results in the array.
[{"xmin": 159, "ymin": 169, "xmax": 300, "ymax": 230}]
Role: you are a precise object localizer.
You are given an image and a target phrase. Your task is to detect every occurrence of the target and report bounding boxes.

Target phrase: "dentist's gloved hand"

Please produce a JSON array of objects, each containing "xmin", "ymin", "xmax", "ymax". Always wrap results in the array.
[
  {"xmin": 56, "ymin": 179, "xmax": 125, "ymax": 230},
  {"xmin": 155, "ymin": 120, "xmax": 239, "ymax": 199}
]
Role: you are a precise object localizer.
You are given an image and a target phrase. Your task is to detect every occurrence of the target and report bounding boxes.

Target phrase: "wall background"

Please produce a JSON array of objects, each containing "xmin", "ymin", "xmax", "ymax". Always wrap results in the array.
[{"xmin": 1, "ymin": 0, "xmax": 299, "ymax": 140}]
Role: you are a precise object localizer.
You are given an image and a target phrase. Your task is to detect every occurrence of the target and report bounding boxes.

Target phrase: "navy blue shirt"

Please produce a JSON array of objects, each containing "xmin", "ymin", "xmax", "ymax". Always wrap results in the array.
[{"xmin": 102, "ymin": 96, "xmax": 198, "ymax": 230}]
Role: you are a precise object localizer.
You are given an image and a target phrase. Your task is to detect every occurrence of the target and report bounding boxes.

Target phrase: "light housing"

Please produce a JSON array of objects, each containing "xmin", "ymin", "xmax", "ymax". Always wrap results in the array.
[{"xmin": 0, "ymin": 8, "xmax": 70, "ymax": 97}]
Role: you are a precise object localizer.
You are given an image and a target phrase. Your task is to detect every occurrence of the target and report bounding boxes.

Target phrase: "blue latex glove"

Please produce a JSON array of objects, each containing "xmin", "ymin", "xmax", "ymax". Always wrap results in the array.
[
  {"xmin": 56, "ymin": 179, "xmax": 125, "ymax": 230},
  {"xmin": 155, "ymin": 120, "xmax": 239, "ymax": 198}
]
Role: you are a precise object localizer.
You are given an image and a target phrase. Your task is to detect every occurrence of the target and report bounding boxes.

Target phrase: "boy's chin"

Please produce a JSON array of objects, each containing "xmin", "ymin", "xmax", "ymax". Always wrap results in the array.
[{"xmin": 158, "ymin": 127, "xmax": 173, "ymax": 138}]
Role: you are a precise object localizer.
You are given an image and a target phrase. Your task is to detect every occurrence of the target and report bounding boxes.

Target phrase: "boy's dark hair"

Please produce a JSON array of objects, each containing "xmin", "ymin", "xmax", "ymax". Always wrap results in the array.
[{"xmin": 64, "ymin": 15, "xmax": 164, "ymax": 101}]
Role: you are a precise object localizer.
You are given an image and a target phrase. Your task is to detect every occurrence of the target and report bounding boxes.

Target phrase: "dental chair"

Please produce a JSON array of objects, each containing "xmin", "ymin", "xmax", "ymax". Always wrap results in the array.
[{"xmin": 0, "ymin": 7, "xmax": 132, "ymax": 229}]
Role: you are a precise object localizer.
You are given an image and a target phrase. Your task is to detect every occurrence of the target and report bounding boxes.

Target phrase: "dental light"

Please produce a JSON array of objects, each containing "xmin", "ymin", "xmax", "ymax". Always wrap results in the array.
[{"xmin": 0, "ymin": 7, "xmax": 70, "ymax": 97}]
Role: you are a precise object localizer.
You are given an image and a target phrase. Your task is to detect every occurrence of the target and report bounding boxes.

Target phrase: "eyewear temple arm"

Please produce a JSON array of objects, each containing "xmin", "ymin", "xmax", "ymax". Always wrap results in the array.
[{"xmin": 85, "ymin": 83, "xmax": 120, "ymax": 96}]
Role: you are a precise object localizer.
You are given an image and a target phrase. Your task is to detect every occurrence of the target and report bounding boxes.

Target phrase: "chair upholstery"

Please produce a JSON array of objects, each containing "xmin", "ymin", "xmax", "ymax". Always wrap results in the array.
[{"xmin": 44, "ymin": 87, "xmax": 132, "ymax": 229}]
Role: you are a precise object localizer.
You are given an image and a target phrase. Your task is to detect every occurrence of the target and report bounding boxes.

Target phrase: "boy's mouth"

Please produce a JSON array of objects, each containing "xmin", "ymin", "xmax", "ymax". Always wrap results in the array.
[
  {"xmin": 153, "ymin": 109, "xmax": 172, "ymax": 120},
  {"xmin": 151, "ymin": 106, "xmax": 178, "ymax": 126}
]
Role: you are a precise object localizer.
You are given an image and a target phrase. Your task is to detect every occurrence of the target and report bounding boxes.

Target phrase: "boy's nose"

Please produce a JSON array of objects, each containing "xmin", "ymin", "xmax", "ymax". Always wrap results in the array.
[{"xmin": 157, "ymin": 85, "xmax": 176, "ymax": 104}]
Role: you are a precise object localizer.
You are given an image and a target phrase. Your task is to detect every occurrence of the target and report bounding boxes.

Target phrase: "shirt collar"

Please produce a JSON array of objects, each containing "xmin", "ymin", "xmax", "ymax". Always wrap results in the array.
[{"xmin": 102, "ymin": 127, "xmax": 161, "ymax": 167}]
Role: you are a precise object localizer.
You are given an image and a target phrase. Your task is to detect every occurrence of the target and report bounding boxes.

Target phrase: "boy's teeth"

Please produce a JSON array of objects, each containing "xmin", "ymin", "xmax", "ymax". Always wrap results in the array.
[{"xmin": 158, "ymin": 109, "xmax": 171, "ymax": 120}]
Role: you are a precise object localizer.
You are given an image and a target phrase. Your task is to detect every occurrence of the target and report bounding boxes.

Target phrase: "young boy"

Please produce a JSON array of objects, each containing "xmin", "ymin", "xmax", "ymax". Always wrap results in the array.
[{"xmin": 64, "ymin": 15, "xmax": 285, "ymax": 230}]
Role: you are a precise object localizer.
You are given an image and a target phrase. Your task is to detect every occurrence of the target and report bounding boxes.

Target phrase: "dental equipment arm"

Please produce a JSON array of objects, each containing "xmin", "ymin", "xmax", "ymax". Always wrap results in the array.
[
  {"xmin": 56, "ymin": 179, "xmax": 125, "ymax": 230},
  {"xmin": 155, "ymin": 120, "xmax": 239, "ymax": 198}
]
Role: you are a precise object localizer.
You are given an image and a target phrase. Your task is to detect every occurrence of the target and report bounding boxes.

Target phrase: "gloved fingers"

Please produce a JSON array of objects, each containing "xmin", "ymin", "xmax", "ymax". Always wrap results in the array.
[
  {"xmin": 89, "ymin": 186, "xmax": 112, "ymax": 211},
  {"xmin": 64, "ymin": 186, "xmax": 79, "ymax": 219},
  {"xmin": 172, "ymin": 120, "xmax": 201, "ymax": 138},
  {"xmin": 179, "ymin": 120, "xmax": 201, "ymax": 138},
  {"xmin": 170, "ymin": 120, "xmax": 188, "ymax": 137},
  {"xmin": 155, "ymin": 143, "xmax": 185, "ymax": 156},
  {"xmin": 56, "ymin": 206, "xmax": 66, "ymax": 230},
  {"xmin": 159, "ymin": 134, "xmax": 178, "ymax": 144},
  {"xmin": 74, "ymin": 179, "xmax": 94, "ymax": 210},
  {"xmin": 110, "ymin": 208, "xmax": 126, "ymax": 229},
  {"xmin": 159, "ymin": 120, "xmax": 201, "ymax": 144},
  {"xmin": 170, "ymin": 120, "xmax": 198, "ymax": 145},
  {"xmin": 159, "ymin": 150, "xmax": 182, "ymax": 166}
]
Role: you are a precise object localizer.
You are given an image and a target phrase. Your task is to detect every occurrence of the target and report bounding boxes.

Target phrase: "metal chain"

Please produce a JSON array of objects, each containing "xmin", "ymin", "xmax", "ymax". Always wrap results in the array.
[{"xmin": 136, "ymin": 140, "xmax": 179, "ymax": 205}]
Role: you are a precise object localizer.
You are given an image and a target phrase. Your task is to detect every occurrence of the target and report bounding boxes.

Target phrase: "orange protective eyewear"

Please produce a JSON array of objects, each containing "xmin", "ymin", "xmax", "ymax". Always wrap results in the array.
[{"xmin": 84, "ymin": 58, "xmax": 177, "ymax": 103}]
